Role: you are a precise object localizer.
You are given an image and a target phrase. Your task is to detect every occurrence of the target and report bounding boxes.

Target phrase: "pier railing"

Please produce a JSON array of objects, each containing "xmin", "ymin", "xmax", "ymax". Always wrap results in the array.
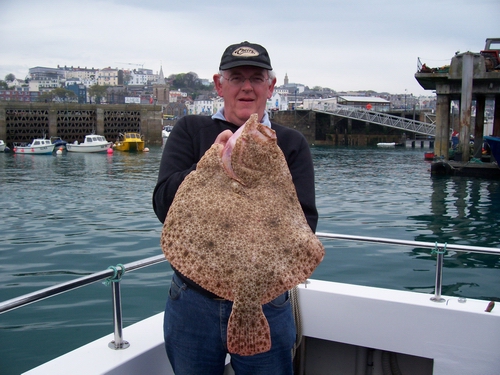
[
  {"xmin": 315, "ymin": 105, "xmax": 436, "ymax": 136},
  {"xmin": 1, "ymin": 233, "xmax": 499, "ymax": 349}
]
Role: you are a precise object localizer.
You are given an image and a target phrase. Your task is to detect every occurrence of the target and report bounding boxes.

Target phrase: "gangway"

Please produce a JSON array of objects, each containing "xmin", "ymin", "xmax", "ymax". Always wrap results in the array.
[{"xmin": 314, "ymin": 105, "xmax": 436, "ymax": 136}]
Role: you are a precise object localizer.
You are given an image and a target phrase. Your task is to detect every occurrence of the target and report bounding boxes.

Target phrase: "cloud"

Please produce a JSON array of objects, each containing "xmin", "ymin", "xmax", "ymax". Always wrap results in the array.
[{"xmin": 0, "ymin": 0, "xmax": 497, "ymax": 96}]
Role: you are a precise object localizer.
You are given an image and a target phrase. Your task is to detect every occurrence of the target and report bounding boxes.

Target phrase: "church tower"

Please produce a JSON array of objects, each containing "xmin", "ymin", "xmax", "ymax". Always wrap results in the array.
[
  {"xmin": 153, "ymin": 65, "xmax": 169, "ymax": 104},
  {"xmin": 284, "ymin": 73, "xmax": 289, "ymax": 85}
]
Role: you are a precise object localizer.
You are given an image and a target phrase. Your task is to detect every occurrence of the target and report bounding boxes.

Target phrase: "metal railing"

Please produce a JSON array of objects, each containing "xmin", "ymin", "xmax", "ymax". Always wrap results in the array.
[
  {"xmin": 1, "ymin": 233, "xmax": 499, "ymax": 349},
  {"xmin": 315, "ymin": 105, "xmax": 436, "ymax": 136},
  {"xmin": 0, "ymin": 254, "xmax": 167, "ymax": 350}
]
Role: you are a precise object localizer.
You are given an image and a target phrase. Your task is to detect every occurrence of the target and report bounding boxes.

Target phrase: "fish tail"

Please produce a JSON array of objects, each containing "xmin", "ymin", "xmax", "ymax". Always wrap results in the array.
[{"xmin": 227, "ymin": 303, "xmax": 271, "ymax": 356}]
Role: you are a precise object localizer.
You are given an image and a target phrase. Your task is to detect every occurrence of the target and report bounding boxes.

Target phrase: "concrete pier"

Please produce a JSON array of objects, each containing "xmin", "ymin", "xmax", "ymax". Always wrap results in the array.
[
  {"xmin": 405, "ymin": 139, "xmax": 433, "ymax": 148},
  {"xmin": 415, "ymin": 44, "xmax": 500, "ymax": 177},
  {"xmin": 0, "ymin": 102, "xmax": 164, "ymax": 146}
]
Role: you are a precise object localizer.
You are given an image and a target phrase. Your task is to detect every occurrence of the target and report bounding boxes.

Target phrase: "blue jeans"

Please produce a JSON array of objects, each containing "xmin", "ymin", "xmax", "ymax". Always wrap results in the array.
[{"xmin": 164, "ymin": 273, "xmax": 296, "ymax": 375}]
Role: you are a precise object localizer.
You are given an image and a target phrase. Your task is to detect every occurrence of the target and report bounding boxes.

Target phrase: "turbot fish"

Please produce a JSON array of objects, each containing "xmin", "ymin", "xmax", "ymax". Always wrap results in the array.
[{"xmin": 161, "ymin": 113, "xmax": 324, "ymax": 356}]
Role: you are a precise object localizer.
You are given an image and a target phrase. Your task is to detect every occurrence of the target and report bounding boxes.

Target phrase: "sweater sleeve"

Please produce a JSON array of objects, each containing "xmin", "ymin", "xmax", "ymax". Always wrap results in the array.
[
  {"xmin": 152, "ymin": 118, "xmax": 197, "ymax": 223},
  {"xmin": 277, "ymin": 128, "xmax": 318, "ymax": 232}
]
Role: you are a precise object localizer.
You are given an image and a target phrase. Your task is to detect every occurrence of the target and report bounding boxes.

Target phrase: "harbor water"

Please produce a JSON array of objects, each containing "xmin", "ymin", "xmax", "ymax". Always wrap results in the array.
[{"xmin": 1, "ymin": 145, "xmax": 499, "ymax": 374}]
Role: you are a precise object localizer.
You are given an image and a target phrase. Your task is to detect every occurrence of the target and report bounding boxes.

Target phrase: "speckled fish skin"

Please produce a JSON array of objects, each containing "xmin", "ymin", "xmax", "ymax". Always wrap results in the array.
[{"xmin": 161, "ymin": 113, "xmax": 324, "ymax": 356}]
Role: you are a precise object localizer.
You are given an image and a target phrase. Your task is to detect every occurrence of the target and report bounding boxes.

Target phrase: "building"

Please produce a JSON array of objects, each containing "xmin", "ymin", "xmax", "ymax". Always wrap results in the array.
[
  {"xmin": 66, "ymin": 83, "xmax": 87, "ymax": 104},
  {"xmin": 337, "ymin": 96, "xmax": 391, "ymax": 112},
  {"xmin": 191, "ymin": 95, "xmax": 213, "ymax": 115},
  {"xmin": 28, "ymin": 66, "xmax": 65, "ymax": 92},
  {"xmin": 60, "ymin": 66, "xmax": 98, "ymax": 86},
  {"xmin": 152, "ymin": 66, "xmax": 169, "ymax": 105},
  {"xmin": 0, "ymin": 87, "xmax": 39, "ymax": 102},
  {"xmin": 98, "ymin": 67, "xmax": 119, "ymax": 86},
  {"xmin": 267, "ymin": 92, "xmax": 288, "ymax": 111}
]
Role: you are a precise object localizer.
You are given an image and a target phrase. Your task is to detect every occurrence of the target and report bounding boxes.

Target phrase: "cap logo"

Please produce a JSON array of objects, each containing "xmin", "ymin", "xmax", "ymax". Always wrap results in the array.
[{"xmin": 232, "ymin": 47, "xmax": 260, "ymax": 57}]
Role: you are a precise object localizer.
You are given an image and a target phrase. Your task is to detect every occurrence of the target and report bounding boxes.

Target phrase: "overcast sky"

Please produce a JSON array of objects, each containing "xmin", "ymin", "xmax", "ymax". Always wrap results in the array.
[{"xmin": 0, "ymin": 0, "xmax": 498, "ymax": 96}]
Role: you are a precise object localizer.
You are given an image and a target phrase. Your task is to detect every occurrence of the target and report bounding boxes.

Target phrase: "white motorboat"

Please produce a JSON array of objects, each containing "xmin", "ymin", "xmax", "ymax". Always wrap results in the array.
[
  {"xmin": 1, "ymin": 233, "xmax": 499, "ymax": 375},
  {"xmin": 66, "ymin": 135, "xmax": 112, "ymax": 153},
  {"xmin": 376, "ymin": 142, "xmax": 404, "ymax": 147},
  {"xmin": 0, "ymin": 139, "xmax": 6, "ymax": 152},
  {"xmin": 13, "ymin": 138, "xmax": 55, "ymax": 155},
  {"xmin": 377, "ymin": 142, "xmax": 396, "ymax": 147},
  {"xmin": 162, "ymin": 125, "xmax": 173, "ymax": 142}
]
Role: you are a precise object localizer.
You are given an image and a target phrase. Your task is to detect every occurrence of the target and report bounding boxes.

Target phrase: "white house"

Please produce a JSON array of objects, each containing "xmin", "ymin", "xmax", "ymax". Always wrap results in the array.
[
  {"xmin": 267, "ymin": 92, "xmax": 288, "ymax": 111},
  {"xmin": 192, "ymin": 96, "xmax": 213, "ymax": 115}
]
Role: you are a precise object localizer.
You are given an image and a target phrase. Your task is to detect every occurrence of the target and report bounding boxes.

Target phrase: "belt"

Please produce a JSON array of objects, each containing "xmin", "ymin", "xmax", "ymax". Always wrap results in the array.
[{"xmin": 173, "ymin": 270, "xmax": 226, "ymax": 300}]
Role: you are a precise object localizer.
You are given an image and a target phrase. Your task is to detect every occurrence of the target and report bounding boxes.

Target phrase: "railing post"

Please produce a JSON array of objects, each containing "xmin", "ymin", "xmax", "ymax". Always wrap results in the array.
[
  {"xmin": 107, "ymin": 265, "xmax": 130, "ymax": 350},
  {"xmin": 431, "ymin": 243, "xmax": 446, "ymax": 303}
]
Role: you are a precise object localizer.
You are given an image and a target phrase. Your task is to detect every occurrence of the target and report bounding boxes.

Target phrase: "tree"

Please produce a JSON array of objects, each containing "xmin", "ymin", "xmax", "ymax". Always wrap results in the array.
[
  {"xmin": 88, "ymin": 84, "xmax": 108, "ymax": 104},
  {"xmin": 37, "ymin": 88, "xmax": 77, "ymax": 102},
  {"xmin": 5, "ymin": 73, "xmax": 15, "ymax": 82},
  {"xmin": 53, "ymin": 87, "xmax": 77, "ymax": 102},
  {"xmin": 0, "ymin": 80, "xmax": 8, "ymax": 89}
]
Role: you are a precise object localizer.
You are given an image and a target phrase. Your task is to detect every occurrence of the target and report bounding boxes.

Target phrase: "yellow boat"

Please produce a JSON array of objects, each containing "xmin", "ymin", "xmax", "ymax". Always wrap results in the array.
[{"xmin": 114, "ymin": 132, "xmax": 145, "ymax": 152}]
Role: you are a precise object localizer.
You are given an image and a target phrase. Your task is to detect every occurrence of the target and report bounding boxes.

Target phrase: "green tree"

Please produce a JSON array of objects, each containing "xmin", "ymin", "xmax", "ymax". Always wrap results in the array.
[
  {"xmin": 37, "ymin": 88, "xmax": 77, "ymax": 102},
  {"xmin": 88, "ymin": 84, "xmax": 108, "ymax": 104},
  {"xmin": 53, "ymin": 87, "xmax": 77, "ymax": 102},
  {"xmin": 5, "ymin": 73, "xmax": 15, "ymax": 82},
  {"xmin": 0, "ymin": 80, "xmax": 8, "ymax": 89}
]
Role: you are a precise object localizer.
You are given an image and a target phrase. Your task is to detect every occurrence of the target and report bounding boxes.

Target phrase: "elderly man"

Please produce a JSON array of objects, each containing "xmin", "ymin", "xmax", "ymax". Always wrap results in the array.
[{"xmin": 153, "ymin": 41, "xmax": 318, "ymax": 375}]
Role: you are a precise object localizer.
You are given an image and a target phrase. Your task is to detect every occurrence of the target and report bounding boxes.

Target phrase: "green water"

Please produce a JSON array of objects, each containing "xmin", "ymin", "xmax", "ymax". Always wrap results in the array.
[{"xmin": 0, "ymin": 145, "xmax": 499, "ymax": 374}]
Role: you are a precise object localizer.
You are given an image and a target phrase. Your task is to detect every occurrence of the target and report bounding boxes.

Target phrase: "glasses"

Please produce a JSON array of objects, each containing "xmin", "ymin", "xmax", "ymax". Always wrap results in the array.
[{"xmin": 222, "ymin": 74, "xmax": 270, "ymax": 87}]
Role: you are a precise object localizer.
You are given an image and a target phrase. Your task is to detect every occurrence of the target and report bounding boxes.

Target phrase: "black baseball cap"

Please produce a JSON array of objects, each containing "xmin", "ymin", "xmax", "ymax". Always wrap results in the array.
[{"xmin": 219, "ymin": 41, "xmax": 273, "ymax": 70}]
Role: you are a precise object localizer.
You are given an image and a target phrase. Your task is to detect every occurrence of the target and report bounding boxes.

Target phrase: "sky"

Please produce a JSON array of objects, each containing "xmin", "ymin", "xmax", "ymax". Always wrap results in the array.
[{"xmin": 0, "ymin": 0, "xmax": 498, "ymax": 97}]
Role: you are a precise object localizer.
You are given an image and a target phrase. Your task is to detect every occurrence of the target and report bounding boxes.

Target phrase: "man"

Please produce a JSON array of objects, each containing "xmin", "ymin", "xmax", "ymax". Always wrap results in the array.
[{"xmin": 153, "ymin": 41, "xmax": 318, "ymax": 375}]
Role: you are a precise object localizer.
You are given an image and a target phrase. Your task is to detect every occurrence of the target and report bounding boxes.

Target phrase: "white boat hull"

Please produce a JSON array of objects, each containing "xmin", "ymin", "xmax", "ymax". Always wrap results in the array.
[
  {"xmin": 22, "ymin": 279, "xmax": 500, "ymax": 375},
  {"xmin": 66, "ymin": 142, "xmax": 112, "ymax": 153},
  {"xmin": 13, "ymin": 140, "xmax": 55, "ymax": 155},
  {"xmin": 377, "ymin": 142, "xmax": 396, "ymax": 147}
]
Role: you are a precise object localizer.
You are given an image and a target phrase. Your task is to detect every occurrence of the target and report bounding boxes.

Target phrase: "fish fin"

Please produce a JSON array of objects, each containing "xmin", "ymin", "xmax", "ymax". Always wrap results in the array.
[{"xmin": 227, "ymin": 302, "xmax": 271, "ymax": 356}]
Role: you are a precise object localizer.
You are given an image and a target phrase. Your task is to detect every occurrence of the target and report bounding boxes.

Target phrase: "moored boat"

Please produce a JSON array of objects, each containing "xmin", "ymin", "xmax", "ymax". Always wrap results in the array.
[
  {"xmin": 484, "ymin": 135, "xmax": 500, "ymax": 163},
  {"xmin": 50, "ymin": 136, "xmax": 68, "ymax": 150},
  {"xmin": 424, "ymin": 151, "xmax": 435, "ymax": 160},
  {"xmin": 377, "ymin": 142, "xmax": 404, "ymax": 147},
  {"xmin": 114, "ymin": 132, "xmax": 145, "ymax": 152},
  {"xmin": 13, "ymin": 138, "xmax": 55, "ymax": 155},
  {"xmin": 162, "ymin": 125, "xmax": 173, "ymax": 140},
  {"xmin": 66, "ymin": 135, "xmax": 112, "ymax": 153},
  {"xmin": 2, "ymin": 232, "xmax": 498, "ymax": 375},
  {"xmin": 0, "ymin": 140, "xmax": 5, "ymax": 152}
]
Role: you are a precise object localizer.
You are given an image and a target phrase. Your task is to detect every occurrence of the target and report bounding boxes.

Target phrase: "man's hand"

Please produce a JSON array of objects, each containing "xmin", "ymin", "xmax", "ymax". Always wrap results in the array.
[{"xmin": 214, "ymin": 130, "xmax": 233, "ymax": 147}]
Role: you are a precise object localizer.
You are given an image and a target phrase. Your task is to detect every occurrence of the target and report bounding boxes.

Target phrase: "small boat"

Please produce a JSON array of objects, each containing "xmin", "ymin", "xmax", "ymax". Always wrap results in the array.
[
  {"xmin": 484, "ymin": 135, "xmax": 500, "ymax": 163},
  {"xmin": 66, "ymin": 135, "xmax": 112, "ymax": 153},
  {"xmin": 376, "ymin": 142, "xmax": 404, "ymax": 147},
  {"xmin": 0, "ymin": 140, "xmax": 5, "ymax": 152},
  {"xmin": 162, "ymin": 125, "xmax": 173, "ymax": 140},
  {"xmin": 424, "ymin": 152, "xmax": 435, "ymax": 160},
  {"xmin": 114, "ymin": 132, "xmax": 145, "ymax": 152},
  {"xmin": 13, "ymin": 138, "xmax": 55, "ymax": 155},
  {"xmin": 50, "ymin": 137, "xmax": 68, "ymax": 150}
]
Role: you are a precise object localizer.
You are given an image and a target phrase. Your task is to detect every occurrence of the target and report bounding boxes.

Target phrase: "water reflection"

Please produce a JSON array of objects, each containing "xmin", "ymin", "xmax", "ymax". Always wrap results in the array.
[
  {"xmin": 411, "ymin": 177, "xmax": 500, "ymax": 266},
  {"xmin": 310, "ymin": 146, "xmax": 499, "ymax": 301}
]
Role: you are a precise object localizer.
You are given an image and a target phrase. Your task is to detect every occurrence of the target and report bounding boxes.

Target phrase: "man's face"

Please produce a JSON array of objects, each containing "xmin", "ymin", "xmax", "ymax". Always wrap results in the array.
[{"xmin": 214, "ymin": 66, "xmax": 276, "ymax": 126}]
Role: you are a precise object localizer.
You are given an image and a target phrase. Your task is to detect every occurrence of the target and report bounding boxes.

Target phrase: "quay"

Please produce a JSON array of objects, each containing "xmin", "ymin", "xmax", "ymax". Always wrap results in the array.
[
  {"xmin": 415, "ymin": 38, "xmax": 500, "ymax": 178},
  {"xmin": 0, "ymin": 102, "xmax": 164, "ymax": 146},
  {"xmin": 1, "ymin": 101, "xmax": 431, "ymax": 148},
  {"xmin": 432, "ymin": 160, "xmax": 500, "ymax": 179}
]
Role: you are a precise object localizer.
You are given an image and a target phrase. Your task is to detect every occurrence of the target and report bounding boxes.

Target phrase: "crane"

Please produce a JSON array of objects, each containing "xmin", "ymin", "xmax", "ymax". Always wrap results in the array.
[{"xmin": 115, "ymin": 62, "xmax": 145, "ymax": 69}]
